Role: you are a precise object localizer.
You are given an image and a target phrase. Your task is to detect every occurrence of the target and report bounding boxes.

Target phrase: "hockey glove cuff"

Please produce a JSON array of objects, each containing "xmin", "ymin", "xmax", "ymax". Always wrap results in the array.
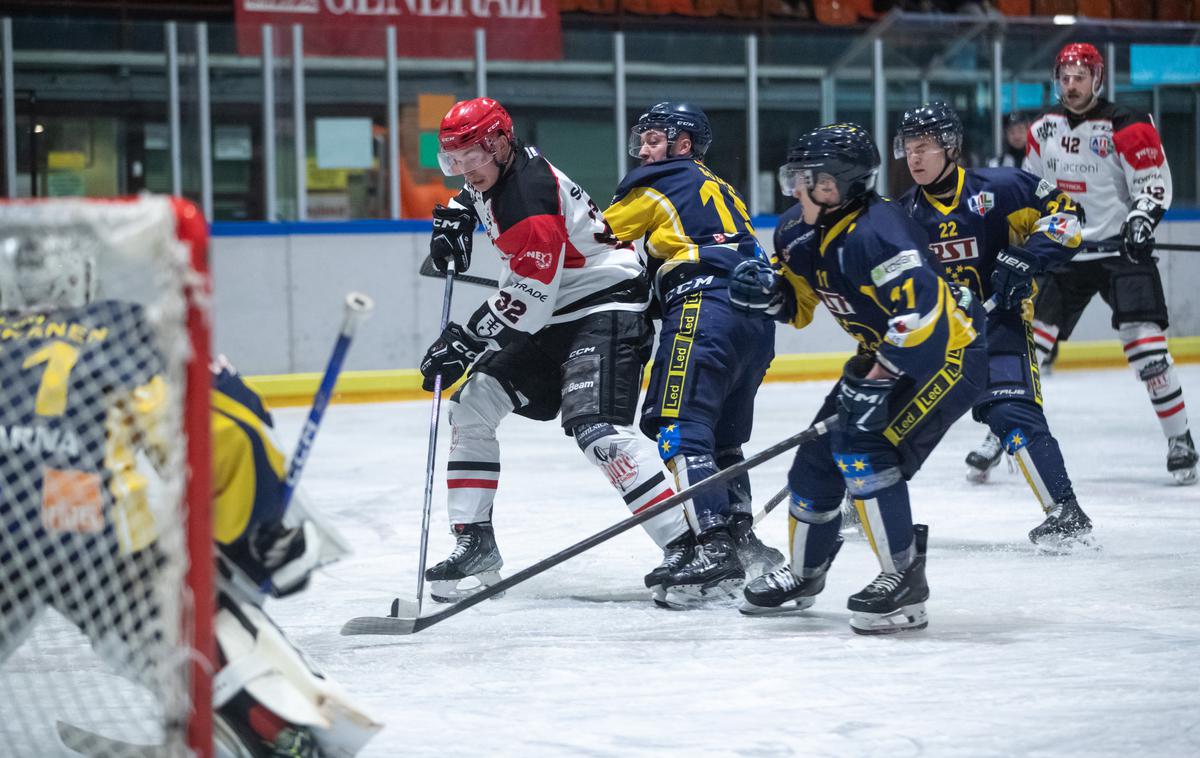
[
  {"xmin": 730, "ymin": 258, "xmax": 790, "ymax": 320},
  {"xmin": 1120, "ymin": 197, "xmax": 1162, "ymax": 263},
  {"xmin": 991, "ymin": 246, "xmax": 1041, "ymax": 311},
  {"xmin": 420, "ymin": 322, "xmax": 485, "ymax": 391},
  {"xmin": 431, "ymin": 204, "xmax": 476, "ymax": 274},
  {"xmin": 837, "ymin": 358, "xmax": 895, "ymax": 435}
]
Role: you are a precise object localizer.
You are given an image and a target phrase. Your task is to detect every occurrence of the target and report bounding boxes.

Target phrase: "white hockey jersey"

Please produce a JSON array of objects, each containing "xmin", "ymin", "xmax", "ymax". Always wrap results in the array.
[
  {"xmin": 1024, "ymin": 99, "xmax": 1172, "ymax": 261},
  {"xmin": 450, "ymin": 144, "xmax": 648, "ymax": 348}
]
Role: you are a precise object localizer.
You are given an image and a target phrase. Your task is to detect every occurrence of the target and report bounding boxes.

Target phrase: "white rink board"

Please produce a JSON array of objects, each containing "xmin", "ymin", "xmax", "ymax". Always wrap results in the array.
[{"xmin": 268, "ymin": 364, "xmax": 1200, "ymax": 757}]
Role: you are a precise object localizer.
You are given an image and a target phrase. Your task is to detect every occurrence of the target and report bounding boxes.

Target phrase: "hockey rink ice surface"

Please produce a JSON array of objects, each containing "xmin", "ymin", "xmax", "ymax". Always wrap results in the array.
[{"xmin": 7, "ymin": 365, "xmax": 1200, "ymax": 756}]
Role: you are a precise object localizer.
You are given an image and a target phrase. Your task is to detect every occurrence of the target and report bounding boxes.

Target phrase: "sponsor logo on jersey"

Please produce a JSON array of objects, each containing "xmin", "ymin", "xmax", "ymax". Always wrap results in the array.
[
  {"xmin": 816, "ymin": 288, "xmax": 856, "ymax": 316},
  {"xmin": 0, "ymin": 424, "xmax": 82, "ymax": 458},
  {"xmin": 870, "ymin": 249, "xmax": 922, "ymax": 287},
  {"xmin": 1134, "ymin": 145, "xmax": 1161, "ymax": 164},
  {"xmin": 967, "ymin": 191, "xmax": 995, "ymax": 217},
  {"xmin": 40, "ymin": 468, "xmax": 104, "ymax": 534},
  {"xmin": 513, "ymin": 280, "xmax": 548, "ymax": 302},
  {"xmin": 1057, "ymin": 179, "xmax": 1087, "ymax": 194},
  {"xmin": 1034, "ymin": 179, "xmax": 1056, "ymax": 198},
  {"xmin": 1045, "ymin": 157, "xmax": 1099, "ymax": 175},
  {"xmin": 928, "ymin": 237, "xmax": 980, "ymax": 264},
  {"xmin": 522, "ymin": 250, "xmax": 553, "ymax": 270},
  {"xmin": 1035, "ymin": 120, "xmax": 1056, "ymax": 142},
  {"xmin": 566, "ymin": 380, "xmax": 596, "ymax": 392},
  {"xmin": 1089, "ymin": 136, "xmax": 1113, "ymax": 158},
  {"xmin": 712, "ymin": 233, "xmax": 727, "ymax": 244}
]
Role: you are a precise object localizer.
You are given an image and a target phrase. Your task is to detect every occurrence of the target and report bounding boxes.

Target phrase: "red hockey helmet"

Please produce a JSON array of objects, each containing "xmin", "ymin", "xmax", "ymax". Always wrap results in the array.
[
  {"xmin": 1054, "ymin": 43, "xmax": 1104, "ymax": 95},
  {"xmin": 437, "ymin": 98, "xmax": 514, "ymax": 176}
]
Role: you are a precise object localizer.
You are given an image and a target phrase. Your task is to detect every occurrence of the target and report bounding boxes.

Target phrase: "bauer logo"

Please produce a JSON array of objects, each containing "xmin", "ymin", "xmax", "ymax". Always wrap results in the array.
[{"xmin": 967, "ymin": 191, "xmax": 994, "ymax": 217}]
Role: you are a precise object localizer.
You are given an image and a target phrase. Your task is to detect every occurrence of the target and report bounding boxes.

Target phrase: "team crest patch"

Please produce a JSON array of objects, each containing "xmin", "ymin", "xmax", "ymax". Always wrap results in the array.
[
  {"xmin": 967, "ymin": 191, "xmax": 994, "ymax": 217},
  {"xmin": 712, "ymin": 233, "xmax": 727, "ymax": 243},
  {"xmin": 1034, "ymin": 179, "xmax": 1055, "ymax": 198},
  {"xmin": 1089, "ymin": 136, "xmax": 1113, "ymax": 158}
]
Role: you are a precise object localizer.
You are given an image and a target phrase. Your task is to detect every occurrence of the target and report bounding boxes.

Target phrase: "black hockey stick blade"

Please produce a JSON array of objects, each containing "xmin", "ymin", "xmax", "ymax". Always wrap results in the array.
[
  {"xmin": 418, "ymin": 254, "xmax": 500, "ymax": 288},
  {"xmin": 340, "ymin": 414, "xmax": 838, "ymax": 637}
]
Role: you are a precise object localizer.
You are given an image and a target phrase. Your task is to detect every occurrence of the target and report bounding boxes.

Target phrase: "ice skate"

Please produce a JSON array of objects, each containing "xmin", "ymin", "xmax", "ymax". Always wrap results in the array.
[
  {"xmin": 424, "ymin": 522, "xmax": 504, "ymax": 603},
  {"xmin": 741, "ymin": 536, "xmax": 843, "ymax": 616},
  {"xmin": 1167, "ymin": 431, "xmax": 1198, "ymax": 486},
  {"xmin": 848, "ymin": 524, "xmax": 930, "ymax": 635},
  {"xmin": 644, "ymin": 531, "xmax": 696, "ymax": 604},
  {"xmin": 730, "ymin": 513, "xmax": 785, "ymax": 576},
  {"xmin": 659, "ymin": 530, "xmax": 744, "ymax": 609},
  {"xmin": 965, "ymin": 431, "xmax": 1003, "ymax": 484},
  {"xmin": 1028, "ymin": 498, "xmax": 1095, "ymax": 553}
]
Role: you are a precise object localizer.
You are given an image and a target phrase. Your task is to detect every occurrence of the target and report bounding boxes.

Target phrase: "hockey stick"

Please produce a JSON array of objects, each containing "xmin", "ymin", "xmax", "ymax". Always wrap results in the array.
[
  {"xmin": 412, "ymin": 262, "xmax": 457, "ymax": 620},
  {"xmin": 280, "ymin": 292, "xmax": 375, "ymax": 509},
  {"xmin": 1085, "ymin": 242, "xmax": 1200, "ymax": 253},
  {"xmin": 341, "ymin": 414, "xmax": 838, "ymax": 637},
  {"xmin": 753, "ymin": 485, "xmax": 789, "ymax": 527},
  {"xmin": 419, "ymin": 253, "xmax": 500, "ymax": 289}
]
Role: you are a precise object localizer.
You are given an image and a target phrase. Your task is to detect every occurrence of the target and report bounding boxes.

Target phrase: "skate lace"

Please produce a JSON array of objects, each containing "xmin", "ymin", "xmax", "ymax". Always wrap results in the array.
[
  {"xmin": 448, "ymin": 532, "xmax": 476, "ymax": 561},
  {"xmin": 865, "ymin": 571, "xmax": 903, "ymax": 595},
  {"xmin": 979, "ymin": 434, "xmax": 1003, "ymax": 459},
  {"xmin": 763, "ymin": 566, "xmax": 801, "ymax": 592}
]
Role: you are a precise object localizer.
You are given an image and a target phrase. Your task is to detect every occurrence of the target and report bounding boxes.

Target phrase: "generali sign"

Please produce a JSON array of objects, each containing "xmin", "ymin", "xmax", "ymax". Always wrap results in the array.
[{"xmin": 235, "ymin": 0, "xmax": 562, "ymax": 61}]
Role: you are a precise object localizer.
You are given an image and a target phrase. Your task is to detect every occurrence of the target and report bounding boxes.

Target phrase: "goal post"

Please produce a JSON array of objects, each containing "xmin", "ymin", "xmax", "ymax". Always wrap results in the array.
[{"xmin": 0, "ymin": 196, "xmax": 213, "ymax": 757}]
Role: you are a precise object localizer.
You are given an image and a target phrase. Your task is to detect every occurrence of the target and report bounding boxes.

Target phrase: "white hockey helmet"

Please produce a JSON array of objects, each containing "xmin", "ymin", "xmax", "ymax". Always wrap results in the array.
[{"xmin": 0, "ymin": 234, "xmax": 97, "ymax": 312}]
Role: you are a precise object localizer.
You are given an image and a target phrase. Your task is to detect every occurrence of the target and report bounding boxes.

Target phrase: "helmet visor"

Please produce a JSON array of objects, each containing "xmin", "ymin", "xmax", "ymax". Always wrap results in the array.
[
  {"xmin": 893, "ymin": 133, "xmax": 952, "ymax": 160},
  {"xmin": 628, "ymin": 124, "xmax": 673, "ymax": 159},
  {"xmin": 437, "ymin": 143, "xmax": 495, "ymax": 177},
  {"xmin": 777, "ymin": 164, "xmax": 814, "ymax": 197}
]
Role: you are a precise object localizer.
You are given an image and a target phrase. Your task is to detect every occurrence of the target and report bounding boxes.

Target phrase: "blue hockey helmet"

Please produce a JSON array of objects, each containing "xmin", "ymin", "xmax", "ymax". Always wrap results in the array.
[
  {"xmin": 628, "ymin": 102, "xmax": 713, "ymax": 159},
  {"xmin": 779, "ymin": 123, "xmax": 880, "ymax": 203},
  {"xmin": 894, "ymin": 102, "xmax": 963, "ymax": 160}
]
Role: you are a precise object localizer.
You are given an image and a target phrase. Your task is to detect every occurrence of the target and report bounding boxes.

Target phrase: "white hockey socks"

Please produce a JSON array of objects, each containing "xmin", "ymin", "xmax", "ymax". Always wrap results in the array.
[
  {"xmin": 1031, "ymin": 319, "xmax": 1059, "ymax": 367},
  {"xmin": 1120, "ymin": 322, "xmax": 1190, "ymax": 439},
  {"xmin": 576, "ymin": 423, "xmax": 686, "ymax": 548},
  {"xmin": 445, "ymin": 373, "xmax": 514, "ymax": 526}
]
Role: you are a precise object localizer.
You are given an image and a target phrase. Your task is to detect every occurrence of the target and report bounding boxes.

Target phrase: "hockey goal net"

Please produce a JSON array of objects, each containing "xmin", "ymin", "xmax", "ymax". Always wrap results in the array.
[{"xmin": 0, "ymin": 196, "xmax": 213, "ymax": 756}]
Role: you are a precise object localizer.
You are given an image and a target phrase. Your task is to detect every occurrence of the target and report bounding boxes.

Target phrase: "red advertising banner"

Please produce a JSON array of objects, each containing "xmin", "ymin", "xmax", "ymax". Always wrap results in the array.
[{"xmin": 235, "ymin": 0, "xmax": 562, "ymax": 61}]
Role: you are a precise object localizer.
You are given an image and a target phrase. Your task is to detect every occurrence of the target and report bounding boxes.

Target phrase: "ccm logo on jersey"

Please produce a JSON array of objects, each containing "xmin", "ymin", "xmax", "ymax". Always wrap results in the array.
[
  {"xmin": 816, "ymin": 288, "xmax": 856, "ymax": 316},
  {"xmin": 929, "ymin": 237, "xmax": 980, "ymax": 264},
  {"xmin": 870, "ymin": 249, "xmax": 921, "ymax": 287}
]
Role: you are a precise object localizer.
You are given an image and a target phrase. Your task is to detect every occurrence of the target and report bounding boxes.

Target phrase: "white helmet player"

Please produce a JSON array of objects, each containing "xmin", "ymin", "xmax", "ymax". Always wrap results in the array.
[{"xmin": 0, "ymin": 234, "xmax": 97, "ymax": 311}]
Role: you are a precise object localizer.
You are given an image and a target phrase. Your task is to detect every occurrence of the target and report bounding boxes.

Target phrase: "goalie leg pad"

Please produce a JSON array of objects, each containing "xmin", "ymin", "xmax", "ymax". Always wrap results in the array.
[
  {"xmin": 446, "ymin": 373, "xmax": 514, "ymax": 525},
  {"xmin": 1120, "ymin": 321, "xmax": 1189, "ymax": 439},
  {"xmin": 575, "ymin": 422, "xmax": 686, "ymax": 548},
  {"xmin": 214, "ymin": 592, "xmax": 382, "ymax": 756}
]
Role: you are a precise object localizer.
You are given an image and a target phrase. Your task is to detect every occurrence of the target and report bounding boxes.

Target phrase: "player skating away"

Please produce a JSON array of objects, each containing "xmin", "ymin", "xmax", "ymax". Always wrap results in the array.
[
  {"xmin": 603, "ymin": 102, "xmax": 782, "ymax": 607},
  {"xmin": 729, "ymin": 124, "xmax": 988, "ymax": 634},
  {"xmin": 418, "ymin": 98, "xmax": 686, "ymax": 603},
  {"xmin": 1025, "ymin": 43, "xmax": 1197, "ymax": 485},
  {"xmin": 896, "ymin": 102, "xmax": 1094, "ymax": 550}
]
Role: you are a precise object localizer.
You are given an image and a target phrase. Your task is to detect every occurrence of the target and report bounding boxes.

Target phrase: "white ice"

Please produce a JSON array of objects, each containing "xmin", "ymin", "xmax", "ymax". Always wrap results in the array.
[{"xmin": 6, "ymin": 365, "xmax": 1200, "ymax": 757}]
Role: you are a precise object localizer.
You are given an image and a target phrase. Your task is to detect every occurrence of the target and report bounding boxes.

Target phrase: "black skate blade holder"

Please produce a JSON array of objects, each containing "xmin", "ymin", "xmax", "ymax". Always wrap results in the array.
[{"xmin": 340, "ymin": 414, "xmax": 839, "ymax": 637}]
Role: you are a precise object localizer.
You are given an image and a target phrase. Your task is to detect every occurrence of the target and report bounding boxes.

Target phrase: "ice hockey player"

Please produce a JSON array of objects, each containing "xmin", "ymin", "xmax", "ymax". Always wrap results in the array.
[
  {"xmin": 729, "ymin": 123, "xmax": 987, "ymax": 634},
  {"xmin": 1025, "ymin": 43, "xmax": 1197, "ymax": 485},
  {"xmin": 211, "ymin": 361, "xmax": 381, "ymax": 757},
  {"xmin": 418, "ymin": 97, "xmax": 686, "ymax": 603},
  {"xmin": 896, "ymin": 102, "xmax": 1094, "ymax": 549},
  {"xmin": 603, "ymin": 102, "xmax": 782, "ymax": 607},
  {"xmin": 0, "ymin": 221, "xmax": 378, "ymax": 757}
]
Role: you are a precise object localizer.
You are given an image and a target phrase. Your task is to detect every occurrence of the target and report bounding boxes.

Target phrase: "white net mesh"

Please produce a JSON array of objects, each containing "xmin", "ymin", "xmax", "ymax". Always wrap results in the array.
[{"xmin": 0, "ymin": 197, "xmax": 206, "ymax": 757}]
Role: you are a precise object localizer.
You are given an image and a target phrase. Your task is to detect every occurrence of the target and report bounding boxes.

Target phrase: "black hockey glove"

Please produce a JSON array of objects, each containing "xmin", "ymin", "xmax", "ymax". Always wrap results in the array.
[
  {"xmin": 991, "ymin": 246, "xmax": 1041, "ymax": 311},
  {"xmin": 730, "ymin": 258, "xmax": 791, "ymax": 321},
  {"xmin": 420, "ymin": 322, "xmax": 485, "ymax": 391},
  {"xmin": 1120, "ymin": 198, "xmax": 1159, "ymax": 263},
  {"xmin": 837, "ymin": 356, "xmax": 895, "ymax": 435},
  {"xmin": 430, "ymin": 204, "xmax": 475, "ymax": 274}
]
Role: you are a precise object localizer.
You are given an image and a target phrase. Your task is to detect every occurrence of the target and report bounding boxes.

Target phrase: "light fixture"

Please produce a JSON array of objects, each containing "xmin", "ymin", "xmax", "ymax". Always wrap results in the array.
[
  {"xmin": 33, "ymin": 123, "xmax": 44, "ymax": 134},
  {"xmin": 1052, "ymin": 15, "xmax": 1077, "ymax": 25}
]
